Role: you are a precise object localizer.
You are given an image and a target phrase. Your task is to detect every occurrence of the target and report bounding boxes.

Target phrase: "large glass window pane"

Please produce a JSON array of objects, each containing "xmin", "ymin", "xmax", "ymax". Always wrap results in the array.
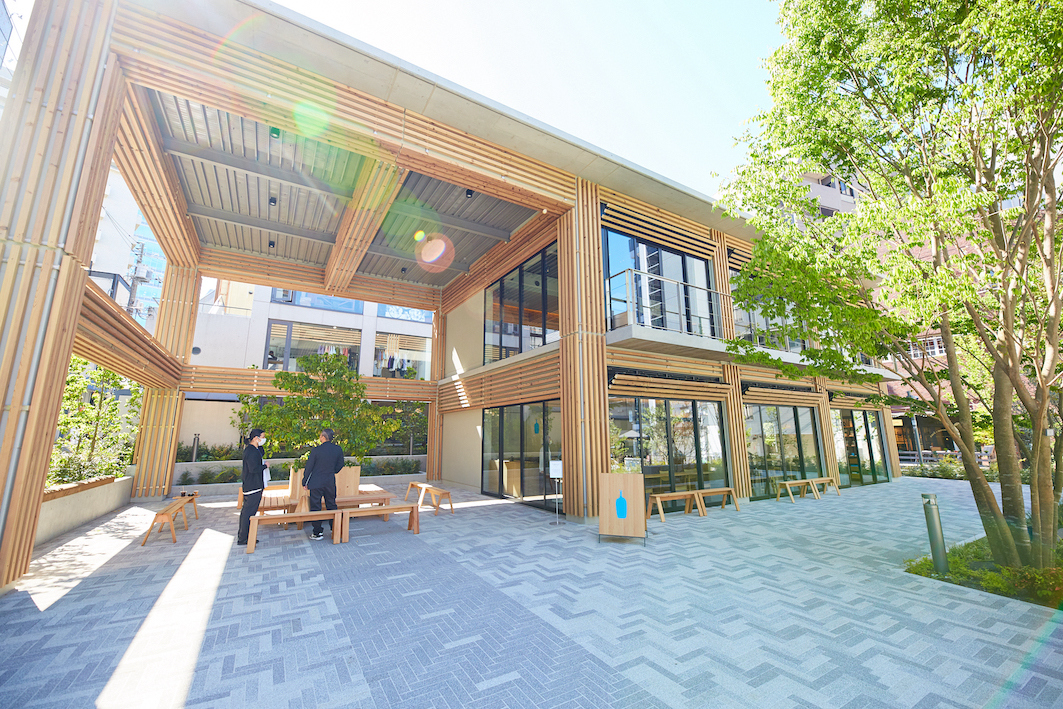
[
  {"xmin": 866, "ymin": 410, "xmax": 889, "ymax": 483},
  {"xmin": 523, "ymin": 403, "xmax": 545, "ymax": 501},
  {"xmin": 685, "ymin": 255, "xmax": 716, "ymax": 337},
  {"xmin": 779, "ymin": 406, "xmax": 801, "ymax": 480},
  {"xmin": 670, "ymin": 400, "xmax": 698, "ymax": 493},
  {"xmin": 831, "ymin": 409, "xmax": 850, "ymax": 486},
  {"xmin": 696, "ymin": 401, "xmax": 728, "ymax": 489},
  {"xmin": 484, "ymin": 282, "xmax": 501, "ymax": 365},
  {"xmin": 482, "ymin": 408, "xmax": 499, "ymax": 495},
  {"xmin": 852, "ymin": 410, "xmax": 872, "ymax": 483},
  {"xmin": 762, "ymin": 406, "xmax": 785, "ymax": 495},
  {"xmin": 521, "ymin": 253, "xmax": 545, "ymax": 352},
  {"xmin": 500, "ymin": 269, "xmax": 521, "ymax": 359},
  {"xmin": 546, "ymin": 400, "xmax": 563, "ymax": 512},
  {"xmin": 746, "ymin": 405, "xmax": 769, "ymax": 498},
  {"xmin": 606, "ymin": 232, "xmax": 636, "ymax": 329},
  {"xmin": 608, "ymin": 397, "xmax": 640, "ymax": 473},
  {"xmin": 287, "ymin": 322, "xmax": 360, "ymax": 373},
  {"xmin": 265, "ymin": 321, "xmax": 288, "ymax": 370},
  {"xmin": 544, "ymin": 244, "xmax": 560, "ymax": 344},
  {"xmin": 502, "ymin": 404, "xmax": 522, "ymax": 497},
  {"xmin": 797, "ymin": 407, "xmax": 823, "ymax": 477},
  {"xmin": 374, "ymin": 333, "xmax": 430, "ymax": 380},
  {"xmin": 640, "ymin": 399, "xmax": 671, "ymax": 499}
]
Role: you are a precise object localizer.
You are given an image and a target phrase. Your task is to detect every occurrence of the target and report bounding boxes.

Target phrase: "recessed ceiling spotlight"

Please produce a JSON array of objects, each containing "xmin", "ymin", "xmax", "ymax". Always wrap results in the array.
[
  {"xmin": 268, "ymin": 240, "xmax": 276, "ymax": 248},
  {"xmin": 269, "ymin": 126, "xmax": 281, "ymax": 139},
  {"xmin": 465, "ymin": 188, "xmax": 474, "ymax": 199},
  {"xmin": 400, "ymin": 266, "xmax": 408, "ymax": 274},
  {"xmin": 269, "ymin": 196, "xmax": 277, "ymax": 207}
]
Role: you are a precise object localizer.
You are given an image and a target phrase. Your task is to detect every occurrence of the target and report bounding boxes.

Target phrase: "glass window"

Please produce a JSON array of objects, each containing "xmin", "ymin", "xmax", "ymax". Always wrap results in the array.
[
  {"xmin": 670, "ymin": 400, "xmax": 698, "ymax": 493},
  {"xmin": 640, "ymin": 398, "xmax": 671, "ymax": 500},
  {"xmin": 544, "ymin": 245, "xmax": 560, "ymax": 345},
  {"xmin": 502, "ymin": 404, "xmax": 522, "ymax": 497},
  {"xmin": 266, "ymin": 322, "xmax": 287, "ymax": 370},
  {"xmin": 484, "ymin": 282, "xmax": 501, "ymax": 365},
  {"xmin": 264, "ymin": 320, "xmax": 359, "ymax": 372},
  {"xmin": 797, "ymin": 407, "xmax": 823, "ymax": 478},
  {"xmin": 271, "ymin": 288, "xmax": 363, "ymax": 314},
  {"xmin": 482, "ymin": 408, "xmax": 499, "ymax": 495},
  {"xmin": 521, "ymin": 252, "xmax": 545, "ymax": 352},
  {"xmin": 832, "ymin": 409, "xmax": 850, "ymax": 486},
  {"xmin": 500, "ymin": 268, "xmax": 521, "ymax": 360},
  {"xmin": 608, "ymin": 397, "xmax": 640, "ymax": 473},
  {"xmin": 745, "ymin": 403, "xmax": 824, "ymax": 499},
  {"xmin": 523, "ymin": 403, "xmax": 544, "ymax": 501},
  {"xmin": 373, "ymin": 333, "xmax": 431, "ymax": 380},
  {"xmin": 746, "ymin": 404, "xmax": 768, "ymax": 498},
  {"xmin": 377, "ymin": 304, "xmax": 432, "ymax": 322},
  {"xmin": 866, "ymin": 410, "xmax": 889, "ymax": 482},
  {"xmin": 779, "ymin": 405, "xmax": 801, "ymax": 480},
  {"xmin": 696, "ymin": 401, "xmax": 728, "ymax": 489}
]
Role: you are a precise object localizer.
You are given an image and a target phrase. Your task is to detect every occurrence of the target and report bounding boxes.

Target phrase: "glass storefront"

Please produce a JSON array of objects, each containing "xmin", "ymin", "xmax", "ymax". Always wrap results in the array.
[
  {"xmin": 745, "ymin": 404, "xmax": 824, "ymax": 499},
  {"xmin": 831, "ymin": 408, "xmax": 891, "ymax": 486},
  {"xmin": 373, "ymin": 332, "xmax": 431, "ymax": 380},
  {"xmin": 482, "ymin": 399, "xmax": 562, "ymax": 513},
  {"xmin": 608, "ymin": 395, "xmax": 729, "ymax": 510}
]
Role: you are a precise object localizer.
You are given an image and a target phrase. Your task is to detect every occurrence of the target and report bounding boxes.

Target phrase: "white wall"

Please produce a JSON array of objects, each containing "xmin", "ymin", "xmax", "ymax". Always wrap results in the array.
[
  {"xmin": 445, "ymin": 291, "xmax": 484, "ymax": 377},
  {"xmin": 35, "ymin": 476, "xmax": 134, "ymax": 547},
  {"xmin": 179, "ymin": 400, "xmax": 241, "ymax": 447},
  {"xmin": 441, "ymin": 407, "xmax": 483, "ymax": 490}
]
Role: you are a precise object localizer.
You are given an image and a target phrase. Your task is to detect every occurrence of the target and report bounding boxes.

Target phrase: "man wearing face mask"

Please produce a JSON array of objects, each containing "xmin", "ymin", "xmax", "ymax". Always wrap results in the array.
[{"xmin": 238, "ymin": 428, "xmax": 269, "ymax": 546}]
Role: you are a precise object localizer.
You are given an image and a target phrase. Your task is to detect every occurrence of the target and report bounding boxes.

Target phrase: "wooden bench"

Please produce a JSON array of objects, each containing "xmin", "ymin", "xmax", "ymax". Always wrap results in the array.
[
  {"xmin": 404, "ymin": 482, "xmax": 455, "ymax": 515},
  {"xmin": 142, "ymin": 494, "xmax": 198, "ymax": 546},
  {"xmin": 776, "ymin": 479, "xmax": 816, "ymax": 504},
  {"xmin": 692, "ymin": 487, "xmax": 740, "ymax": 511},
  {"xmin": 246, "ymin": 509, "xmax": 342, "ymax": 553},
  {"xmin": 646, "ymin": 490, "xmax": 706, "ymax": 523},
  {"xmin": 341, "ymin": 502, "xmax": 420, "ymax": 541},
  {"xmin": 807, "ymin": 477, "xmax": 841, "ymax": 498}
]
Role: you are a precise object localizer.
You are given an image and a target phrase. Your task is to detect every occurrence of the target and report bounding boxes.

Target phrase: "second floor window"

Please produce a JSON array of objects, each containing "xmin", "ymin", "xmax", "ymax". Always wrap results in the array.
[{"xmin": 484, "ymin": 244, "xmax": 560, "ymax": 365}]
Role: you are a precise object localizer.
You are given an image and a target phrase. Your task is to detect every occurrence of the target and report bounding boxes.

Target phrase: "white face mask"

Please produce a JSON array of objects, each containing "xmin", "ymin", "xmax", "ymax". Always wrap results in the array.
[{"xmin": 258, "ymin": 437, "xmax": 267, "ymax": 446}]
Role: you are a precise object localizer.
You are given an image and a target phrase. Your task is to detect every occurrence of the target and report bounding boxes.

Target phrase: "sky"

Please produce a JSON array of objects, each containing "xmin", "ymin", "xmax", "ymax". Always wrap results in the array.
[{"xmin": 3, "ymin": 0, "xmax": 784, "ymax": 197}]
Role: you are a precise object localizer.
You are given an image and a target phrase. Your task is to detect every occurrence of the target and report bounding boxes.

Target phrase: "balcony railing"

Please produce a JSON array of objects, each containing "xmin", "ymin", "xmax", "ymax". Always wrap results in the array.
[
  {"xmin": 732, "ymin": 307, "xmax": 806, "ymax": 354},
  {"xmin": 606, "ymin": 269, "xmax": 728, "ymax": 339}
]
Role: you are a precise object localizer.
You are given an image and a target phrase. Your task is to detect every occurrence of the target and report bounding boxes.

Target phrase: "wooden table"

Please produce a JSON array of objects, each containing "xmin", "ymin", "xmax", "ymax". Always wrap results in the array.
[
  {"xmin": 293, "ymin": 484, "xmax": 395, "ymax": 526},
  {"xmin": 646, "ymin": 490, "xmax": 706, "ymax": 523},
  {"xmin": 776, "ymin": 479, "xmax": 816, "ymax": 503}
]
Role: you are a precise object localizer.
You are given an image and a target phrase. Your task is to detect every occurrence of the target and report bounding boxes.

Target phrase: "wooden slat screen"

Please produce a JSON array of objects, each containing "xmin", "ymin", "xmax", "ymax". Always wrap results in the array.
[
  {"xmin": 742, "ymin": 386, "xmax": 824, "ymax": 407},
  {"xmin": 438, "ymin": 349, "xmax": 560, "ymax": 413},
  {"xmin": 605, "ymin": 350, "xmax": 725, "ymax": 380},
  {"xmin": 608, "ymin": 374, "xmax": 732, "ymax": 402},
  {"xmin": 180, "ymin": 365, "xmax": 437, "ymax": 402}
]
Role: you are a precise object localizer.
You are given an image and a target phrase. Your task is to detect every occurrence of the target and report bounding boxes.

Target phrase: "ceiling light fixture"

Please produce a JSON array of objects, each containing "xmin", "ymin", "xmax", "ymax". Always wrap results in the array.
[
  {"xmin": 269, "ymin": 126, "xmax": 281, "ymax": 139},
  {"xmin": 268, "ymin": 240, "xmax": 276, "ymax": 248},
  {"xmin": 401, "ymin": 267, "xmax": 408, "ymax": 274},
  {"xmin": 465, "ymin": 188, "xmax": 474, "ymax": 198},
  {"xmin": 269, "ymin": 196, "xmax": 277, "ymax": 207}
]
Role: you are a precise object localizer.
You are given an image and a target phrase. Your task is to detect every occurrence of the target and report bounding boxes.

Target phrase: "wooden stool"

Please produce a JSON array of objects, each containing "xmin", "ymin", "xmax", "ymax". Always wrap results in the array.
[{"xmin": 405, "ymin": 482, "xmax": 454, "ymax": 515}]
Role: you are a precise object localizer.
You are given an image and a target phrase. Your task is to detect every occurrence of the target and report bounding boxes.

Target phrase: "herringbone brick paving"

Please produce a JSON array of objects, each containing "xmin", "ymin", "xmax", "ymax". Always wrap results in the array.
[{"xmin": 0, "ymin": 476, "xmax": 1059, "ymax": 708}]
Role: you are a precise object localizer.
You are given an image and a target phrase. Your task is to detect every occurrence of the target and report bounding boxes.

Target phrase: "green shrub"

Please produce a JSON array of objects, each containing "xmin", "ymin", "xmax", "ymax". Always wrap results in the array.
[
  {"xmin": 196, "ymin": 468, "xmax": 217, "ymax": 485},
  {"xmin": 361, "ymin": 458, "xmax": 421, "ymax": 476},
  {"xmin": 177, "ymin": 471, "xmax": 194, "ymax": 486},
  {"xmin": 48, "ymin": 453, "xmax": 105, "ymax": 486},
  {"xmin": 214, "ymin": 467, "xmax": 240, "ymax": 483},
  {"xmin": 1004, "ymin": 567, "xmax": 1063, "ymax": 607}
]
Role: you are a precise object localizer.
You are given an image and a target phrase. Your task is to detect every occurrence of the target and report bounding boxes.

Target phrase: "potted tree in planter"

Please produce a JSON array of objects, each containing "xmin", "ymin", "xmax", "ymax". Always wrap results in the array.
[{"xmin": 235, "ymin": 353, "xmax": 400, "ymax": 493}]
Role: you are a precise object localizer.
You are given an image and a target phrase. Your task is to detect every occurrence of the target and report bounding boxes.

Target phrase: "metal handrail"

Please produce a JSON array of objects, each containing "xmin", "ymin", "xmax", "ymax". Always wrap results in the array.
[{"xmin": 606, "ymin": 269, "xmax": 729, "ymax": 339}]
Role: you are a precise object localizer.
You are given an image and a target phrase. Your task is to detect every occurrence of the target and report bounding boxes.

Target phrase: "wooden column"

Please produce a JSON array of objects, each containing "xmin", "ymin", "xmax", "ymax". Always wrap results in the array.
[
  {"xmin": 558, "ymin": 179, "xmax": 608, "ymax": 518},
  {"xmin": 709, "ymin": 229, "xmax": 736, "ymax": 340},
  {"xmin": 721, "ymin": 364, "xmax": 752, "ymax": 498},
  {"xmin": 880, "ymin": 399, "xmax": 902, "ymax": 478},
  {"xmin": 426, "ymin": 311, "xmax": 445, "ymax": 482},
  {"xmin": 131, "ymin": 265, "xmax": 200, "ymax": 497},
  {"xmin": 0, "ymin": 0, "xmax": 122, "ymax": 586}
]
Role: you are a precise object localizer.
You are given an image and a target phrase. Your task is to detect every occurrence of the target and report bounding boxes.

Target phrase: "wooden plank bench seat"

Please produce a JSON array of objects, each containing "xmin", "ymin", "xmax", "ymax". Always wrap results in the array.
[
  {"xmin": 692, "ymin": 487, "xmax": 740, "ymax": 511},
  {"xmin": 404, "ymin": 482, "xmax": 455, "ymax": 515},
  {"xmin": 142, "ymin": 494, "xmax": 198, "ymax": 546},
  {"xmin": 341, "ymin": 502, "xmax": 420, "ymax": 541},
  {"xmin": 646, "ymin": 490, "xmax": 706, "ymax": 523},
  {"xmin": 775, "ymin": 479, "xmax": 816, "ymax": 504},
  {"xmin": 807, "ymin": 477, "xmax": 841, "ymax": 498},
  {"xmin": 246, "ymin": 510, "xmax": 342, "ymax": 553}
]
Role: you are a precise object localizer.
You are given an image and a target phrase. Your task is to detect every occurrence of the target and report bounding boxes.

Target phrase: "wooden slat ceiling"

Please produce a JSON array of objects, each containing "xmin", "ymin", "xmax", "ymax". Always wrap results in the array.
[{"xmin": 146, "ymin": 88, "xmax": 538, "ymax": 289}]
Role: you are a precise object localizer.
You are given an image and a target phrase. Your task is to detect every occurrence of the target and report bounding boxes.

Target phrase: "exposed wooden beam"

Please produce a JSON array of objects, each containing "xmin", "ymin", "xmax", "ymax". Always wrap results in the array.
[
  {"xmin": 161, "ymin": 135, "xmax": 355, "ymax": 200},
  {"xmin": 389, "ymin": 201, "xmax": 510, "ymax": 242},
  {"xmin": 364, "ymin": 243, "xmax": 470, "ymax": 274},
  {"xmin": 186, "ymin": 204, "xmax": 336, "ymax": 244},
  {"xmin": 324, "ymin": 162, "xmax": 406, "ymax": 291}
]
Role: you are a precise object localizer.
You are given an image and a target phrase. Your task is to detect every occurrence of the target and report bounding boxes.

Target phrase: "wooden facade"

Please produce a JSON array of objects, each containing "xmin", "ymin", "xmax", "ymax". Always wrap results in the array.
[{"xmin": 0, "ymin": 0, "xmax": 905, "ymax": 587}]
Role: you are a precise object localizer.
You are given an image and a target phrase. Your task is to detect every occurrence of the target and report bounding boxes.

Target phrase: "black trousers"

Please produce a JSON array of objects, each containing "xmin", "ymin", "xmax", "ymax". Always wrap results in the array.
[
  {"xmin": 238, "ymin": 490, "xmax": 262, "ymax": 544},
  {"xmin": 309, "ymin": 483, "xmax": 338, "ymax": 534}
]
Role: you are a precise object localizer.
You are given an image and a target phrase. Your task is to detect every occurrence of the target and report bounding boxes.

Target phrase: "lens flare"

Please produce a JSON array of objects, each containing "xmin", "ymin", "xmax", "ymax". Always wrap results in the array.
[
  {"xmin": 414, "ymin": 230, "xmax": 426, "ymax": 242},
  {"xmin": 416, "ymin": 235, "xmax": 455, "ymax": 273},
  {"xmin": 293, "ymin": 101, "xmax": 330, "ymax": 138}
]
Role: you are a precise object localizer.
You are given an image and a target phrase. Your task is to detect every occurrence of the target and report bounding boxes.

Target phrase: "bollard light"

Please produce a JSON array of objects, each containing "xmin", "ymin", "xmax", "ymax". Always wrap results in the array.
[{"xmin": 922, "ymin": 493, "xmax": 949, "ymax": 574}]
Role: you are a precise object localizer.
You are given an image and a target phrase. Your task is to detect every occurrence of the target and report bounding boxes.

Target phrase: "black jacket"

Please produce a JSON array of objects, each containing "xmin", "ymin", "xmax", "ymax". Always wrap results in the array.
[
  {"xmin": 242, "ymin": 444, "xmax": 267, "ymax": 493},
  {"xmin": 302, "ymin": 441, "xmax": 345, "ymax": 489}
]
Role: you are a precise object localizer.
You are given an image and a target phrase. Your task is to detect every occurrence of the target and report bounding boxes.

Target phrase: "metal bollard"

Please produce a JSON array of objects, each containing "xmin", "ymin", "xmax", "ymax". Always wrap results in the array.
[{"xmin": 922, "ymin": 494, "xmax": 949, "ymax": 574}]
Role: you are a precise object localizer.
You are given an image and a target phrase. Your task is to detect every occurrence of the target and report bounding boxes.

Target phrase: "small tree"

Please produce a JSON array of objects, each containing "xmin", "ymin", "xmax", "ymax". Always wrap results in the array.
[
  {"xmin": 51, "ymin": 357, "xmax": 142, "ymax": 484},
  {"xmin": 235, "ymin": 353, "xmax": 400, "ymax": 464}
]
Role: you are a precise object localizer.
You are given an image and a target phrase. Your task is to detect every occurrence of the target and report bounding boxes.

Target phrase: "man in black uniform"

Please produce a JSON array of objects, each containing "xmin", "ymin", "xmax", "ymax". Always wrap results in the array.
[
  {"xmin": 302, "ymin": 428, "xmax": 345, "ymax": 540},
  {"xmin": 238, "ymin": 428, "xmax": 268, "ymax": 546}
]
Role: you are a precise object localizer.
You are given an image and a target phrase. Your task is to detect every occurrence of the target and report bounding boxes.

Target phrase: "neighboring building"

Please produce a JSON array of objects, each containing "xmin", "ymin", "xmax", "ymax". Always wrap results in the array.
[{"xmin": 0, "ymin": 0, "xmax": 15, "ymax": 120}]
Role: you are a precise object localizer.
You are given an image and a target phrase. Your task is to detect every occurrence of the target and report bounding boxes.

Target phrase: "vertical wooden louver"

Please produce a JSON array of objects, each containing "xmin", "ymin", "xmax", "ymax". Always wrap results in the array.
[{"xmin": 0, "ymin": 0, "xmax": 122, "ymax": 586}]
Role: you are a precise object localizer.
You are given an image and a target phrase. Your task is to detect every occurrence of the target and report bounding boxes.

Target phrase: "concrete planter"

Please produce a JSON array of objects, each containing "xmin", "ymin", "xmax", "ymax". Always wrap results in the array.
[
  {"xmin": 170, "ymin": 472, "xmax": 428, "ymax": 498},
  {"xmin": 171, "ymin": 454, "xmax": 427, "ymax": 484},
  {"xmin": 36, "ymin": 475, "xmax": 134, "ymax": 547}
]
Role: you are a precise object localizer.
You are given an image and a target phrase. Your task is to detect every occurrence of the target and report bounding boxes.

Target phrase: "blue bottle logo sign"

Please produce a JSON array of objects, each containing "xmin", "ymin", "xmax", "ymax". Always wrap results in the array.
[{"xmin": 615, "ymin": 490, "xmax": 627, "ymax": 519}]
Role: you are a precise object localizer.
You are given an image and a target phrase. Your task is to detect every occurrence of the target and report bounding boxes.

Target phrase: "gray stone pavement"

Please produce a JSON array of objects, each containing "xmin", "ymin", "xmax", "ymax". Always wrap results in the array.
[{"xmin": 0, "ymin": 476, "xmax": 1060, "ymax": 708}]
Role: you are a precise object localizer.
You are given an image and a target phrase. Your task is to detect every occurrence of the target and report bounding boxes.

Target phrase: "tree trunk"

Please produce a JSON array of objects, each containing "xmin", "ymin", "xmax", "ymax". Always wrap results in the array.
[{"xmin": 994, "ymin": 363, "xmax": 1031, "ymax": 564}]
